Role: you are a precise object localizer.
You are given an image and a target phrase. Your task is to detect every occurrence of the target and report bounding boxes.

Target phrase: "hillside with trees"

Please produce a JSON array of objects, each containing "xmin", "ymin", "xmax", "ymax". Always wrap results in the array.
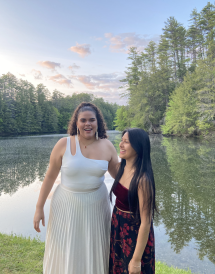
[
  {"xmin": 115, "ymin": 2, "xmax": 215, "ymax": 137},
  {"xmin": 0, "ymin": 73, "xmax": 119, "ymax": 136}
]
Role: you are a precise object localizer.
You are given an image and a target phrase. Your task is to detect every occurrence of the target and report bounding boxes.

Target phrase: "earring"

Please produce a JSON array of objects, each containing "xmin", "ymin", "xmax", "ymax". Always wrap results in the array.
[
  {"xmin": 77, "ymin": 126, "xmax": 79, "ymax": 135},
  {"xmin": 96, "ymin": 129, "xmax": 98, "ymax": 140}
]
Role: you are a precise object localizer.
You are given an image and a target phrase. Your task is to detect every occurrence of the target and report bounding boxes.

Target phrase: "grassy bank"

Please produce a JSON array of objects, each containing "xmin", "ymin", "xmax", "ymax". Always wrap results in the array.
[{"xmin": 0, "ymin": 233, "xmax": 193, "ymax": 274}]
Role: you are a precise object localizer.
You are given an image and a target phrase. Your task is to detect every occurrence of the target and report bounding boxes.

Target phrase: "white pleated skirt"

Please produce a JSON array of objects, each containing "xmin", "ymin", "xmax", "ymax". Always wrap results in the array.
[{"xmin": 43, "ymin": 183, "xmax": 111, "ymax": 274}]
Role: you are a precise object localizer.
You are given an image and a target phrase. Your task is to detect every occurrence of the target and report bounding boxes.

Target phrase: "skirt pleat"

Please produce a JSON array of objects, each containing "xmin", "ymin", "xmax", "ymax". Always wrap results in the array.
[{"xmin": 43, "ymin": 183, "xmax": 111, "ymax": 274}]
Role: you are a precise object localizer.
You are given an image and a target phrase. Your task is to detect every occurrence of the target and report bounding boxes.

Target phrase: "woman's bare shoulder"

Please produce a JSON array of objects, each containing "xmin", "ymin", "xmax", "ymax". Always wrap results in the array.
[
  {"xmin": 100, "ymin": 138, "xmax": 119, "ymax": 167},
  {"xmin": 56, "ymin": 136, "xmax": 68, "ymax": 146},
  {"xmin": 100, "ymin": 138, "xmax": 115, "ymax": 149},
  {"xmin": 100, "ymin": 138, "xmax": 117, "ymax": 154},
  {"xmin": 52, "ymin": 137, "xmax": 68, "ymax": 156}
]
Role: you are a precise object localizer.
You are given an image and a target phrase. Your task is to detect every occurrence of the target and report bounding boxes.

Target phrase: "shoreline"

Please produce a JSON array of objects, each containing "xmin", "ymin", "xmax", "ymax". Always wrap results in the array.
[
  {"xmin": 0, "ymin": 130, "xmax": 121, "ymax": 139},
  {"xmin": 1, "ymin": 130, "xmax": 215, "ymax": 140},
  {"xmin": 0, "ymin": 233, "xmax": 194, "ymax": 274}
]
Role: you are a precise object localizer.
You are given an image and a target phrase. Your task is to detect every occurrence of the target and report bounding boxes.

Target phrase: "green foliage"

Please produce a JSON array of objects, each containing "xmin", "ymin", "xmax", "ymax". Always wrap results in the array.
[
  {"xmin": 0, "ymin": 73, "xmax": 119, "ymax": 136},
  {"xmin": 162, "ymin": 57, "xmax": 215, "ymax": 136},
  {"xmin": 162, "ymin": 17, "xmax": 187, "ymax": 82},
  {"xmin": 121, "ymin": 2, "xmax": 215, "ymax": 136},
  {"xmin": 92, "ymin": 97, "xmax": 118, "ymax": 130},
  {"xmin": 195, "ymin": 59, "xmax": 215, "ymax": 133},
  {"xmin": 114, "ymin": 106, "xmax": 129, "ymax": 130},
  {"xmin": 122, "ymin": 43, "xmax": 175, "ymax": 132},
  {"xmin": 162, "ymin": 72, "xmax": 199, "ymax": 135}
]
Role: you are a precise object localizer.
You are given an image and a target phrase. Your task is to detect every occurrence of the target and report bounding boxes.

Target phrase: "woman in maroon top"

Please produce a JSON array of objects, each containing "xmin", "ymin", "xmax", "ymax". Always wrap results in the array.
[{"xmin": 109, "ymin": 128, "xmax": 157, "ymax": 274}]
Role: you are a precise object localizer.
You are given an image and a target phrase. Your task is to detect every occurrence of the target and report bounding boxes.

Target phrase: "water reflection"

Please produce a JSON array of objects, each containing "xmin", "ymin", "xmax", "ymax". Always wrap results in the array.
[
  {"xmin": 0, "ymin": 133, "xmax": 215, "ymax": 271},
  {"xmin": 155, "ymin": 137, "xmax": 215, "ymax": 264},
  {"xmin": 0, "ymin": 135, "xmax": 63, "ymax": 195}
]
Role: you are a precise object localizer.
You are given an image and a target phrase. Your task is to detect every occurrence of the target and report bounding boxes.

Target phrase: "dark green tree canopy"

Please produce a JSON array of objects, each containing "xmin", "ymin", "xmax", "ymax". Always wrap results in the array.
[{"xmin": 0, "ymin": 73, "xmax": 119, "ymax": 136}]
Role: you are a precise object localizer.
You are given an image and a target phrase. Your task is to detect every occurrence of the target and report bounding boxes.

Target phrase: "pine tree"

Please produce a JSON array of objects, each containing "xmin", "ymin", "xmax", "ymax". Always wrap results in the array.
[
  {"xmin": 186, "ymin": 8, "xmax": 204, "ymax": 68},
  {"xmin": 157, "ymin": 36, "xmax": 175, "ymax": 107},
  {"xmin": 195, "ymin": 58, "xmax": 215, "ymax": 133},
  {"xmin": 120, "ymin": 47, "xmax": 141, "ymax": 99},
  {"xmin": 200, "ymin": 2, "xmax": 215, "ymax": 59},
  {"xmin": 163, "ymin": 17, "xmax": 187, "ymax": 82},
  {"xmin": 1, "ymin": 73, "xmax": 18, "ymax": 135}
]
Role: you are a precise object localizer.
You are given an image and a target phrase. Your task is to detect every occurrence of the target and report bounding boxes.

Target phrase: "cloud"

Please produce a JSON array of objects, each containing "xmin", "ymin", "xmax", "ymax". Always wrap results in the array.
[
  {"xmin": 19, "ymin": 74, "xmax": 25, "ymax": 77},
  {"xmin": 37, "ymin": 61, "xmax": 61, "ymax": 70},
  {"xmin": 104, "ymin": 32, "xmax": 160, "ymax": 53},
  {"xmin": 48, "ymin": 74, "xmax": 72, "ymax": 87},
  {"xmin": 75, "ymin": 90, "xmax": 127, "ymax": 105},
  {"xmin": 93, "ymin": 91, "xmax": 112, "ymax": 97},
  {"xmin": 68, "ymin": 63, "xmax": 80, "ymax": 74},
  {"xmin": 70, "ymin": 72, "xmax": 128, "ymax": 104},
  {"xmin": 31, "ymin": 69, "xmax": 43, "ymax": 80},
  {"xmin": 70, "ymin": 72, "xmax": 124, "ymax": 91},
  {"xmin": 68, "ymin": 63, "xmax": 80, "ymax": 70},
  {"xmin": 69, "ymin": 43, "xmax": 91, "ymax": 58},
  {"xmin": 105, "ymin": 33, "xmax": 112, "ymax": 39}
]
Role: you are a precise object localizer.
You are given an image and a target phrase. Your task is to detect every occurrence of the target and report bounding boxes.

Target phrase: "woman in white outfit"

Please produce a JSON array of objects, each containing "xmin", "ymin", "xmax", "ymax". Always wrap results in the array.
[{"xmin": 33, "ymin": 102, "xmax": 119, "ymax": 274}]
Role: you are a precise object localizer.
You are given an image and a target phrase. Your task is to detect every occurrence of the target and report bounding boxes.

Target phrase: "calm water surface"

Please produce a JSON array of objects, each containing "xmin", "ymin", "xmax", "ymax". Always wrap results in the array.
[{"xmin": 0, "ymin": 132, "xmax": 215, "ymax": 273}]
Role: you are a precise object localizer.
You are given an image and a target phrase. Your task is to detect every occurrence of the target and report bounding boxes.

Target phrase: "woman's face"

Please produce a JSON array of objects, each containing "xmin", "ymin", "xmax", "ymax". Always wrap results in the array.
[
  {"xmin": 76, "ymin": 111, "xmax": 98, "ymax": 139},
  {"xmin": 119, "ymin": 132, "xmax": 137, "ymax": 160}
]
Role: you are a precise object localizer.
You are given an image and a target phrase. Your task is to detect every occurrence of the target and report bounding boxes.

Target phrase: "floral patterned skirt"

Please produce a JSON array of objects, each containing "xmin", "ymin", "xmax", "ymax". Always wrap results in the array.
[{"xmin": 109, "ymin": 206, "xmax": 155, "ymax": 274}]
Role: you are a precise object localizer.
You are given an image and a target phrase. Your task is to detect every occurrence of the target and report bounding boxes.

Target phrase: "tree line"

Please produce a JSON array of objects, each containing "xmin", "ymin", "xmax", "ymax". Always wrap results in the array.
[
  {"xmin": 114, "ymin": 2, "xmax": 215, "ymax": 137},
  {"xmin": 0, "ymin": 73, "xmax": 119, "ymax": 136}
]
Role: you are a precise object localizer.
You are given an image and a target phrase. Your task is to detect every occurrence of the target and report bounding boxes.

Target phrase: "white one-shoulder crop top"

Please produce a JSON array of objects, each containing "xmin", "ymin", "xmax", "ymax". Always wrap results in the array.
[{"xmin": 61, "ymin": 136, "xmax": 108, "ymax": 192}]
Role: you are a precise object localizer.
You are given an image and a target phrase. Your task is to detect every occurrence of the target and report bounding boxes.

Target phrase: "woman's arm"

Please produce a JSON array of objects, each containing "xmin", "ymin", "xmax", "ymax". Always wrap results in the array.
[
  {"xmin": 128, "ymin": 180, "xmax": 151, "ymax": 274},
  {"xmin": 33, "ymin": 138, "xmax": 67, "ymax": 232}
]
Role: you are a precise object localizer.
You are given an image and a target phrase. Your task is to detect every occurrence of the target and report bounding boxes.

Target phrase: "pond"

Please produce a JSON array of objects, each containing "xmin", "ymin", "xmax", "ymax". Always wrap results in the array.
[{"xmin": 0, "ymin": 131, "xmax": 215, "ymax": 274}]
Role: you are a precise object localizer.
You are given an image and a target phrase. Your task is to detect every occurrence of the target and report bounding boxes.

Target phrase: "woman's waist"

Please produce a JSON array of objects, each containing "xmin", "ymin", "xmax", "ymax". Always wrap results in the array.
[
  {"xmin": 61, "ymin": 175, "xmax": 104, "ymax": 189},
  {"xmin": 60, "ymin": 181, "xmax": 105, "ymax": 193},
  {"xmin": 115, "ymin": 197, "xmax": 130, "ymax": 212},
  {"xmin": 52, "ymin": 183, "xmax": 109, "ymax": 205},
  {"xmin": 61, "ymin": 172, "xmax": 104, "ymax": 182}
]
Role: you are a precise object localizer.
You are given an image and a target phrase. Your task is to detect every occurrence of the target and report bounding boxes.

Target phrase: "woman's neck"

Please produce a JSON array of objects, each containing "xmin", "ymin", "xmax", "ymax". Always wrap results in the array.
[
  {"xmin": 125, "ymin": 158, "xmax": 135, "ymax": 171},
  {"xmin": 78, "ymin": 135, "xmax": 97, "ymax": 147}
]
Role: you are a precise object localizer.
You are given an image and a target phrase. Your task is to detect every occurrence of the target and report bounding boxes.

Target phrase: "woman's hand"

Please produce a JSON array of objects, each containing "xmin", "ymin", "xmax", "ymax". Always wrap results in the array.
[
  {"xmin": 33, "ymin": 207, "xmax": 45, "ymax": 232},
  {"xmin": 128, "ymin": 259, "xmax": 141, "ymax": 274}
]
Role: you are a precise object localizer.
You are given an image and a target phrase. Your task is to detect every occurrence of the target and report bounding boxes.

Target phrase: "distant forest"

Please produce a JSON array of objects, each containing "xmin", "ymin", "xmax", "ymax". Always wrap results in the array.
[
  {"xmin": 114, "ymin": 2, "xmax": 215, "ymax": 137},
  {"xmin": 0, "ymin": 73, "xmax": 119, "ymax": 136}
]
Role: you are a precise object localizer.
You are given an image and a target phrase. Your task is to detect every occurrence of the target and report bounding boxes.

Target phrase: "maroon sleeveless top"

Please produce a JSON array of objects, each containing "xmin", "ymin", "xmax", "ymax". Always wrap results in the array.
[{"xmin": 113, "ymin": 182, "xmax": 130, "ymax": 211}]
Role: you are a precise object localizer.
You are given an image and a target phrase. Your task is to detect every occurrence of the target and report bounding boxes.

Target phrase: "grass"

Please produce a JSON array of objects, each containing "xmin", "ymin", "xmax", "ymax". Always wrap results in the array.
[
  {"xmin": 0, "ymin": 233, "xmax": 194, "ymax": 274},
  {"xmin": 156, "ymin": 261, "xmax": 192, "ymax": 274},
  {"xmin": 0, "ymin": 233, "xmax": 44, "ymax": 274}
]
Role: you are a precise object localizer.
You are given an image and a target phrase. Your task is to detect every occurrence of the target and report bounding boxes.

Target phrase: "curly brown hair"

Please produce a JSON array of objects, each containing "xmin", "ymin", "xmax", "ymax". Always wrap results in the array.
[{"xmin": 67, "ymin": 102, "xmax": 108, "ymax": 138}]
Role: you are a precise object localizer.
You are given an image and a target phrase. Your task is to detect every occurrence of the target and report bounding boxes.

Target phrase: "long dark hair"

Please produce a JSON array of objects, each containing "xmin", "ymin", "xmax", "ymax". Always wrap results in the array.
[
  {"xmin": 67, "ymin": 102, "xmax": 107, "ymax": 138},
  {"xmin": 110, "ymin": 128, "xmax": 157, "ymax": 220}
]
